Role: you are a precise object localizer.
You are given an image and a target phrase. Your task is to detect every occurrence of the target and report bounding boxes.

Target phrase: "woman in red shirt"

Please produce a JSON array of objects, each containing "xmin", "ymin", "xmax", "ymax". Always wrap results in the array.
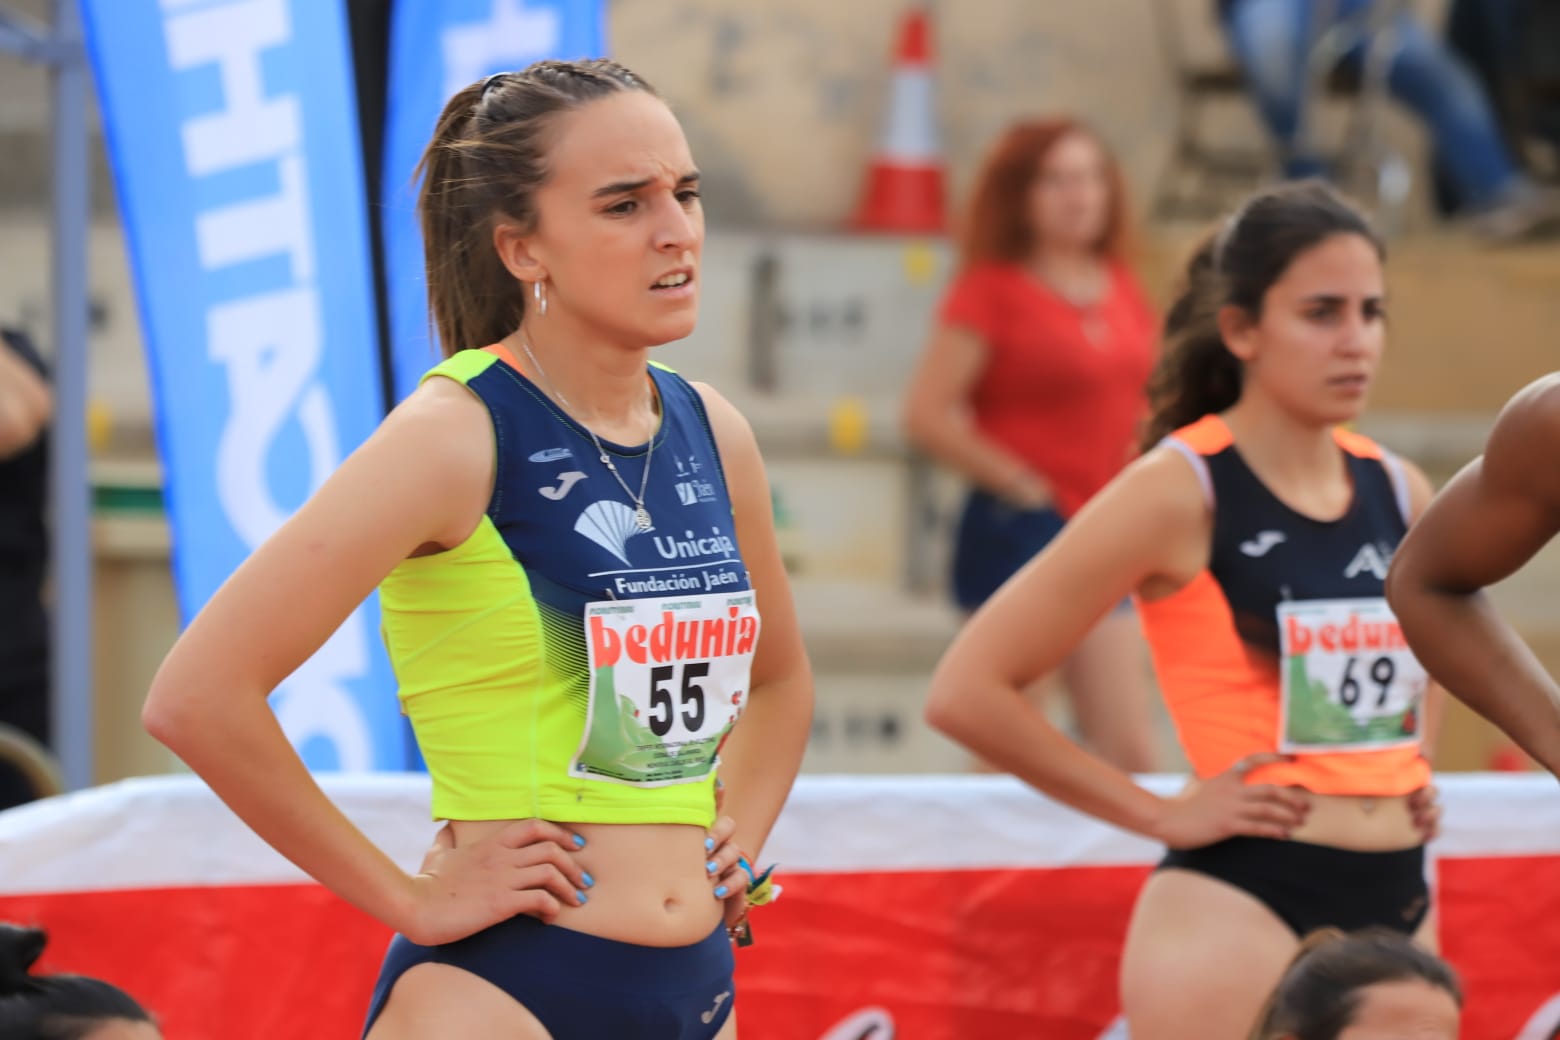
[{"xmin": 903, "ymin": 118, "xmax": 1158, "ymax": 771}]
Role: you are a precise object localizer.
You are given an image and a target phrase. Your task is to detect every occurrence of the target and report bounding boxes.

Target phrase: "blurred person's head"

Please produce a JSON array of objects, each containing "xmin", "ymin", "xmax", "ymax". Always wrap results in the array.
[
  {"xmin": 960, "ymin": 118, "xmax": 1130, "ymax": 266},
  {"xmin": 0, "ymin": 924, "xmax": 160, "ymax": 1040},
  {"xmin": 1249, "ymin": 928, "xmax": 1461, "ymax": 1040},
  {"xmin": 417, "ymin": 59, "xmax": 701, "ymax": 357},
  {"xmin": 1142, "ymin": 180, "xmax": 1386, "ymax": 449}
]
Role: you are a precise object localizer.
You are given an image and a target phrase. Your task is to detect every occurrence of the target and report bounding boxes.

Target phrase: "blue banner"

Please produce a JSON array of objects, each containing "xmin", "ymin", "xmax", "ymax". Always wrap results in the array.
[
  {"xmin": 382, "ymin": 0, "xmax": 606, "ymax": 401},
  {"xmin": 82, "ymin": 0, "xmax": 406, "ymax": 770}
]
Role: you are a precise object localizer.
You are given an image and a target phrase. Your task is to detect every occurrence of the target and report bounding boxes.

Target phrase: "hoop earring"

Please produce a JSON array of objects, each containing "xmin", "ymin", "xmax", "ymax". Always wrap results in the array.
[{"xmin": 533, "ymin": 279, "xmax": 548, "ymax": 317}]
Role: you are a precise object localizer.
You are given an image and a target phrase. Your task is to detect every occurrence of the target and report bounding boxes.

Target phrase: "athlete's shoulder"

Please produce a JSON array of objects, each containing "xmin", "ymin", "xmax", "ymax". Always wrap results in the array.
[
  {"xmin": 1162, "ymin": 413, "xmax": 1234, "ymax": 456},
  {"xmin": 1106, "ymin": 439, "xmax": 1215, "ymax": 523},
  {"xmin": 1495, "ymin": 372, "xmax": 1560, "ymax": 444},
  {"xmin": 1332, "ymin": 425, "xmax": 1384, "ymax": 460},
  {"xmin": 685, "ymin": 382, "xmax": 767, "ymax": 509},
  {"xmin": 1330, "ymin": 427, "xmax": 1430, "ymax": 520},
  {"xmin": 422, "ymin": 346, "xmax": 504, "ymax": 388},
  {"xmin": 379, "ymin": 370, "xmax": 494, "ymax": 470},
  {"xmin": 687, "ymin": 381, "xmax": 755, "ymax": 443},
  {"xmin": 1485, "ymin": 372, "xmax": 1560, "ymax": 504}
]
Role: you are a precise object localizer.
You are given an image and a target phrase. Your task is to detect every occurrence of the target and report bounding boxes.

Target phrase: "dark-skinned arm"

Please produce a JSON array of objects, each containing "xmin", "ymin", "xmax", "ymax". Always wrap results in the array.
[{"xmin": 1386, "ymin": 375, "xmax": 1560, "ymax": 777}]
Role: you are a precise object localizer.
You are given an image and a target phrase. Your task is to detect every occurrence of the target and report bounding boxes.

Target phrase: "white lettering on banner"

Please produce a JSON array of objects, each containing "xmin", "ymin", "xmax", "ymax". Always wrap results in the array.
[
  {"xmin": 165, "ymin": 0, "xmax": 301, "ymax": 176},
  {"xmin": 196, "ymin": 154, "xmax": 315, "ymax": 281},
  {"xmin": 209, "ymin": 289, "xmax": 333, "ymax": 543},
  {"xmin": 819, "ymin": 1008, "xmax": 895, "ymax": 1040},
  {"xmin": 163, "ymin": 0, "xmax": 373, "ymax": 768},
  {"xmin": 441, "ymin": 0, "xmax": 562, "ymax": 100},
  {"xmin": 272, "ymin": 619, "xmax": 372, "ymax": 770}
]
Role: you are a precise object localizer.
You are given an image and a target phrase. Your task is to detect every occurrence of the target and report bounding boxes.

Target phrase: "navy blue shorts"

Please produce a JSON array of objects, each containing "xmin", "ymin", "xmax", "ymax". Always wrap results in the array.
[
  {"xmin": 362, "ymin": 916, "xmax": 735, "ymax": 1039},
  {"xmin": 951, "ymin": 490, "xmax": 1067, "ymax": 611}
]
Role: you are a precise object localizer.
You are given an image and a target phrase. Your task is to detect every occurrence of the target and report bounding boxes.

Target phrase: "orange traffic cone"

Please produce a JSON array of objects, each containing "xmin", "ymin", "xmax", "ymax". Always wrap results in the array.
[{"xmin": 853, "ymin": 7, "xmax": 946, "ymax": 233}]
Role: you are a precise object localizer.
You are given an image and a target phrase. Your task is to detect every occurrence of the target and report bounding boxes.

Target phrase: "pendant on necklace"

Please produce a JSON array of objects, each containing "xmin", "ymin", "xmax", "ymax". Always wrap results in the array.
[{"xmin": 634, "ymin": 506, "xmax": 653, "ymax": 531}]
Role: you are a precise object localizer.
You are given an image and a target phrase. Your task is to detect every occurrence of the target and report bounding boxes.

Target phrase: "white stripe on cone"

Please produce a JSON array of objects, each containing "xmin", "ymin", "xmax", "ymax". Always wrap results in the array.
[{"xmin": 876, "ymin": 69, "xmax": 938, "ymax": 163}]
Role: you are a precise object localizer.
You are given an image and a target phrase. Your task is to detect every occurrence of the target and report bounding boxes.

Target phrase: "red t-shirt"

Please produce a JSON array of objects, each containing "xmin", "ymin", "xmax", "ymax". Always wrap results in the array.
[{"xmin": 937, "ymin": 260, "xmax": 1157, "ymax": 517}]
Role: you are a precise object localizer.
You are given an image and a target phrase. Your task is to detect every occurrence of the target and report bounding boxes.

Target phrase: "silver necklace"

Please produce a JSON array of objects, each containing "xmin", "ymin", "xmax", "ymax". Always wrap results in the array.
[{"xmin": 519, "ymin": 338, "xmax": 656, "ymax": 531}]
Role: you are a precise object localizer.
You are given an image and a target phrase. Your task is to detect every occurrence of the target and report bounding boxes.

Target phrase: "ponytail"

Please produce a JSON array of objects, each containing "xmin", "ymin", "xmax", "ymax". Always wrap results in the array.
[
  {"xmin": 1140, "ymin": 234, "xmax": 1243, "ymax": 450},
  {"xmin": 416, "ymin": 80, "xmax": 519, "ymax": 358}
]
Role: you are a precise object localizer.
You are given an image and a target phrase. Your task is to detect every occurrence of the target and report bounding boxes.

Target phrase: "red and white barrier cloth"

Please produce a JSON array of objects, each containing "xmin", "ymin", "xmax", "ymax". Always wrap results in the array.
[{"xmin": 1, "ymin": 773, "xmax": 1557, "ymax": 1039}]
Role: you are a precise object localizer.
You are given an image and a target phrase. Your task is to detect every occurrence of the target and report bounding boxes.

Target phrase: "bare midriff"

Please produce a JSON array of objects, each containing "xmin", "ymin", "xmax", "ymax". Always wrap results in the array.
[
  {"xmin": 449, "ymin": 818, "xmax": 724, "ymax": 946},
  {"xmin": 1286, "ymin": 792, "xmax": 1421, "ymax": 851}
]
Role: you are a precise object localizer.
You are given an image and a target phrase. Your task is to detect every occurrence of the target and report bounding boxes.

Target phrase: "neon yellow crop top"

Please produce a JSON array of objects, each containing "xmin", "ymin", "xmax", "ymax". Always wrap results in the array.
[{"xmin": 378, "ymin": 349, "xmax": 758, "ymax": 825}]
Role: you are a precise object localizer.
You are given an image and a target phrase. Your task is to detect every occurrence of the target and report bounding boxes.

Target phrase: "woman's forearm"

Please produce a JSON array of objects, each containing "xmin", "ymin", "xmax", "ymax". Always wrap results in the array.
[
  {"xmin": 715, "ymin": 671, "xmax": 813, "ymax": 859},
  {"xmin": 146, "ymin": 693, "xmax": 418, "ymax": 930}
]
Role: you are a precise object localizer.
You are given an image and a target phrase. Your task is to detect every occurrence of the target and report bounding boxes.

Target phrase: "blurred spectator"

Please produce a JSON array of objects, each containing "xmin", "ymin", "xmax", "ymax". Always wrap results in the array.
[
  {"xmin": 0, "ymin": 923, "xmax": 161, "ymax": 1039},
  {"xmin": 903, "ymin": 118, "xmax": 1159, "ymax": 773},
  {"xmin": 0, "ymin": 327, "xmax": 52, "ymax": 812},
  {"xmin": 1434, "ymin": 0, "xmax": 1560, "ymax": 214},
  {"xmin": 1249, "ymin": 927, "xmax": 1461, "ymax": 1040},
  {"xmin": 1218, "ymin": 0, "xmax": 1560, "ymax": 240}
]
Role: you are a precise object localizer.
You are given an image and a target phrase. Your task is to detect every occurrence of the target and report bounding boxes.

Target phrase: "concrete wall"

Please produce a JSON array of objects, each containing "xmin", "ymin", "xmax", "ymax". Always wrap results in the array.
[
  {"xmin": 0, "ymin": 0, "xmax": 1448, "ymax": 224},
  {"xmin": 613, "ymin": 0, "xmax": 1447, "ymax": 230}
]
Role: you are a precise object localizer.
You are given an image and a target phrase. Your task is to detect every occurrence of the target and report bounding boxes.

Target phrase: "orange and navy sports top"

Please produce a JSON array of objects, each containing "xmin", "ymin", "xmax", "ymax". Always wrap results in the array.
[
  {"xmin": 1137, "ymin": 415, "xmax": 1431, "ymax": 796},
  {"xmin": 377, "ymin": 347, "xmax": 758, "ymax": 826}
]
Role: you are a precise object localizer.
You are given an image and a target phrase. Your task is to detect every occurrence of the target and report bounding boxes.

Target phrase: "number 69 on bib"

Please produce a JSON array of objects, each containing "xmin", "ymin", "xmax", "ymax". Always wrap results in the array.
[{"xmin": 1277, "ymin": 598, "xmax": 1428, "ymax": 754}]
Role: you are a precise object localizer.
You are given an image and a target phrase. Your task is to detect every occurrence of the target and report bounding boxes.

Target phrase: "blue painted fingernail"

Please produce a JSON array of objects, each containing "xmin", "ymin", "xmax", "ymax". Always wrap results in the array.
[
  {"xmin": 581, "ymin": 872, "xmax": 595, "ymax": 888},
  {"xmin": 577, "ymin": 890, "xmax": 588, "ymax": 904},
  {"xmin": 707, "ymin": 860, "xmax": 719, "ymax": 874},
  {"xmin": 705, "ymin": 836, "xmax": 715, "ymax": 852},
  {"xmin": 573, "ymin": 834, "xmax": 586, "ymax": 848},
  {"xmin": 714, "ymin": 885, "xmax": 729, "ymax": 898}
]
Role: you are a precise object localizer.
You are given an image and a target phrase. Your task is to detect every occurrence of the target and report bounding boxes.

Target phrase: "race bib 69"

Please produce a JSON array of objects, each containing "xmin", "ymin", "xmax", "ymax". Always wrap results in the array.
[{"xmin": 1277, "ymin": 598, "xmax": 1427, "ymax": 754}]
